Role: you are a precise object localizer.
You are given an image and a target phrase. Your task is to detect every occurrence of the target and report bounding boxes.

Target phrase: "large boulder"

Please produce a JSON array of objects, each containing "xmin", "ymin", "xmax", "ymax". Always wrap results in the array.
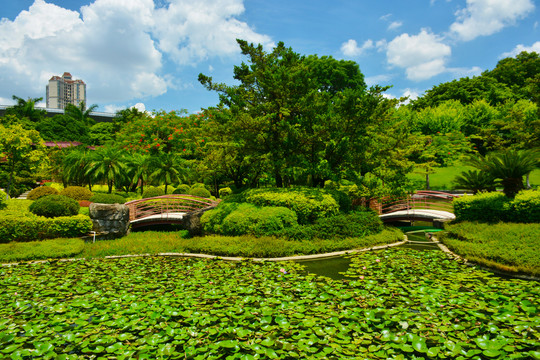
[
  {"xmin": 181, "ymin": 205, "xmax": 218, "ymax": 237},
  {"xmin": 89, "ymin": 203, "xmax": 130, "ymax": 238}
]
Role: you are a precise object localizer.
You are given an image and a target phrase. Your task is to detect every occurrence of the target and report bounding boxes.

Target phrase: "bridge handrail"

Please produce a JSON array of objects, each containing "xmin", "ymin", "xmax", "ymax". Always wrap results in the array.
[
  {"xmin": 374, "ymin": 190, "xmax": 456, "ymax": 216},
  {"xmin": 125, "ymin": 194, "xmax": 220, "ymax": 222}
]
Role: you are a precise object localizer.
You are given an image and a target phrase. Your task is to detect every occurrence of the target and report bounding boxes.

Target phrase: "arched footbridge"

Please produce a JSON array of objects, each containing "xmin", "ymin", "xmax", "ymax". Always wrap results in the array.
[
  {"xmin": 373, "ymin": 191, "xmax": 457, "ymax": 223},
  {"xmin": 125, "ymin": 195, "xmax": 220, "ymax": 228}
]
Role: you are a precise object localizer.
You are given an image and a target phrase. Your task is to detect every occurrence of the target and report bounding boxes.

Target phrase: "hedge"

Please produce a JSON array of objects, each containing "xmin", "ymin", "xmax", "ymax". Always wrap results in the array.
[
  {"xmin": 27, "ymin": 186, "xmax": 59, "ymax": 200},
  {"xmin": 188, "ymin": 187, "xmax": 212, "ymax": 198},
  {"xmin": 29, "ymin": 195, "xmax": 80, "ymax": 218},
  {"xmin": 201, "ymin": 203, "xmax": 298, "ymax": 236},
  {"xmin": 59, "ymin": 186, "xmax": 93, "ymax": 201},
  {"xmin": 142, "ymin": 186, "xmax": 165, "ymax": 198},
  {"xmin": 0, "ymin": 190, "xmax": 7, "ymax": 210},
  {"xmin": 89, "ymin": 193, "xmax": 126, "ymax": 204},
  {"xmin": 242, "ymin": 187, "xmax": 339, "ymax": 224},
  {"xmin": 173, "ymin": 184, "xmax": 191, "ymax": 195},
  {"xmin": 453, "ymin": 190, "xmax": 540, "ymax": 223},
  {"xmin": 0, "ymin": 214, "xmax": 92, "ymax": 243}
]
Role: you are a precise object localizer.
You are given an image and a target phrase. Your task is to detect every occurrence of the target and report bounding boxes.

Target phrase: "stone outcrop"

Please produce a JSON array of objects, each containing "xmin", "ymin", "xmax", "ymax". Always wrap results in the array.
[
  {"xmin": 181, "ymin": 205, "xmax": 217, "ymax": 237},
  {"xmin": 89, "ymin": 203, "xmax": 130, "ymax": 238}
]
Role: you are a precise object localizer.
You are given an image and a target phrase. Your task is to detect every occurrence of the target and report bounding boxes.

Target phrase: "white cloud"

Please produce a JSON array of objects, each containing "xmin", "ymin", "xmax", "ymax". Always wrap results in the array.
[
  {"xmin": 388, "ymin": 21, "xmax": 402, "ymax": 31},
  {"xmin": 402, "ymin": 88, "xmax": 420, "ymax": 101},
  {"xmin": 386, "ymin": 29, "xmax": 451, "ymax": 81},
  {"xmin": 450, "ymin": 0, "xmax": 535, "ymax": 41},
  {"xmin": 448, "ymin": 66, "xmax": 483, "ymax": 77},
  {"xmin": 501, "ymin": 41, "xmax": 540, "ymax": 57},
  {"xmin": 340, "ymin": 39, "xmax": 374, "ymax": 57},
  {"xmin": 365, "ymin": 74, "xmax": 393, "ymax": 86},
  {"xmin": 132, "ymin": 103, "xmax": 147, "ymax": 112},
  {"xmin": 0, "ymin": 0, "xmax": 272, "ymax": 106},
  {"xmin": 153, "ymin": 0, "xmax": 274, "ymax": 65}
]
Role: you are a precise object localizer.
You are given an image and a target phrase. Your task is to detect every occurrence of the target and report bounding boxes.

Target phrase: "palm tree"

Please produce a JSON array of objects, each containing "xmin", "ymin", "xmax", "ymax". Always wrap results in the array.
[
  {"xmin": 468, "ymin": 149, "xmax": 539, "ymax": 198},
  {"xmin": 86, "ymin": 147, "xmax": 127, "ymax": 193},
  {"xmin": 453, "ymin": 169, "xmax": 497, "ymax": 194},
  {"xmin": 63, "ymin": 147, "xmax": 97, "ymax": 190},
  {"xmin": 65, "ymin": 102, "xmax": 98, "ymax": 127},
  {"xmin": 7, "ymin": 95, "xmax": 46, "ymax": 123},
  {"xmin": 125, "ymin": 153, "xmax": 152, "ymax": 195},
  {"xmin": 149, "ymin": 153, "xmax": 186, "ymax": 194}
]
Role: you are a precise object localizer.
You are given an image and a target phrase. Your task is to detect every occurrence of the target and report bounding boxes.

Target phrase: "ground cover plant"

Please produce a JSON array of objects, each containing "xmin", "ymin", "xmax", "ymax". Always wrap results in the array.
[
  {"xmin": 440, "ymin": 222, "xmax": 540, "ymax": 277},
  {"xmin": 0, "ymin": 248, "xmax": 538, "ymax": 359}
]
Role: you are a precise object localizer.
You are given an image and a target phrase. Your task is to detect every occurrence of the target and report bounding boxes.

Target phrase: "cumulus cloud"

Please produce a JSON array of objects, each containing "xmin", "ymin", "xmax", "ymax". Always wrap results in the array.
[
  {"xmin": 340, "ymin": 39, "xmax": 374, "ymax": 57},
  {"xmin": 501, "ymin": 41, "xmax": 540, "ymax": 57},
  {"xmin": 450, "ymin": 0, "xmax": 535, "ymax": 41},
  {"xmin": 365, "ymin": 74, "xmax": 393, "ymax": 86},
  {"xmin": 386, "ymin": 29, "xmax": 451, "ymax": 81},
  {"xmin": 0, "ymin": 0, "xmax": 272, "ymax": 106}
]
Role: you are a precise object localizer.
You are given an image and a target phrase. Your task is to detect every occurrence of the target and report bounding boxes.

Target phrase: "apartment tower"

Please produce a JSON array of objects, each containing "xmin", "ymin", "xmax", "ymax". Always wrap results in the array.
[{"xmin": 46, "ymin": 72, "xmax": 86, "ymax": 109}]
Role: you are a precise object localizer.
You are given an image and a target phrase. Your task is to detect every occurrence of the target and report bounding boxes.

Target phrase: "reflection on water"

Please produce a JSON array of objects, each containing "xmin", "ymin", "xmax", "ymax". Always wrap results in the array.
[{"xmin": 296, "ymin": 256, "xmax": 352, "ymax": 280}]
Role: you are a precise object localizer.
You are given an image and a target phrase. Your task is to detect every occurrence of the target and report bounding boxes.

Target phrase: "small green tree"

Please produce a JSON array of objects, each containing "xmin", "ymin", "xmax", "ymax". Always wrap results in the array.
[
  {"xmin": 86, "ymin": 147, "xmax": 127, "ymax": 193},
  {"xmin": 149, "ymin": 153, "xmax": 186, "ymax": 194}
]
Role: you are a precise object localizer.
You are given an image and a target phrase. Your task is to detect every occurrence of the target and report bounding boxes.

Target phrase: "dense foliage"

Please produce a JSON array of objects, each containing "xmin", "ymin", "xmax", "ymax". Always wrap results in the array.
[
  {"xmin": 0, "ymin": 214, "xmax": 92, "ymax": 243},
  {"xmin": 0, "ymin": 250, "xmax": 537, "ymax": 359},
  {"xmin": 453, "ymin": 190, "xmax": 540, "ymax": 223},
  {"xmin": 26, "ymin": 186, "xmax": 59, "ymax": 200},
  {"xmin": 88, "ymin": 193, "xmax": 126, "ymax": 204},
  {"xmin": 59, "ymin": 186, "xmax": 93, "ymax": 201},
  {"xmin": 29, "ymin": 195, "xmax": 80, "ymax": 218},
  {"xmin": 142, "ymin": 186, "xmax": 165, "ymax": 199},
  {"xmin": 0, "ymin": 190, "xmax": 7, "ymax": 209}
]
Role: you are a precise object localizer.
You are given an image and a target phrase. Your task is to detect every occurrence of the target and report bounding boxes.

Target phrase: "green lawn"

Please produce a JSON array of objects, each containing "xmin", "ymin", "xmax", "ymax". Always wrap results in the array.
[{"xmin": 408, "ymin": 163, "xmax": 540, "ymax": 190}]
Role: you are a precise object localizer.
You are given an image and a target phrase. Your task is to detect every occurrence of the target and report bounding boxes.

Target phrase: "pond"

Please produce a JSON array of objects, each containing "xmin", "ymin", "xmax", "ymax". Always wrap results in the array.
[{"xmin": 1, "ymin": 248, "xmax": 538, "ymax": 359}]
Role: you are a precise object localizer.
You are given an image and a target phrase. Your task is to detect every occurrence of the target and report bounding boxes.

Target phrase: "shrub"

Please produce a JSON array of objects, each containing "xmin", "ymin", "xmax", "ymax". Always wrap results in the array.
[
  {"xmin": 219, "ymin": 187, "xmax": 233, "ymax": 198},
  {"xmin": 453, "ymin": 192, "xmax": 510, "ymax": 223},
  {"xmin": 29, "ymin": 195, "xmax": 80, "ymax": 218},
  {"xmin": 59, "ymin": 186, "xmax": 93, "ymax": 201},
  {"xmin": 0, "ymin": 213, "xmax": 92, "ymax": 243},
  {"xmin": 142, "ymin": 186, "xmax": 165, "ymax": 198},
  {"xmin": 202, "ymin": 203, "xmax": 298, "ymax": 236},
  {"xmin": 326, "ymin": 189, "xmax": 352, "ymax": 213},
  {"xmin": 173, "ymin": 184, "xmax": 191, "ymax": 194},
  {"xmin": 189, "ymin": 187, "xmax": 212, "ymax": 198},
  {"xmin": 312, "ymin": 210, "xmax": 383, "ymax": 239},
  {"xmin": 89, "ymin": 193, "xmax": 127, "ymax": 204},
  {"xmin": 453, "ymin": 190, "xmax": 540, "ymax": 223},
  {"xmin": 0, "ymin": 190, "xmax": 7, "ymax": 210},
  {"xmin": 191, "ymin": 183, "xmax": 208, "ymax": 189},
  {"xmin": 27, "ymin": 186, "xmax": 59, "ymax": 200},
  {"xmin": 243, "ymin": 187, "xmax": 339, "ymax": 224},
  {"xmin": 510, "ymin": 190, "xmax": 540, "ymax": 223}
]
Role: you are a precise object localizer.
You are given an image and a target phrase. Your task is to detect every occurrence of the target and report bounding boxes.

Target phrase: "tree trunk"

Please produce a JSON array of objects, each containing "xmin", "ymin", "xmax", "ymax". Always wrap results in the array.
[
  {"xmin": 425, "ymin": 172, "xmax": 430, "ymax": 190},
  {"xmin": 275, "ymin": 171, "xmax": 283, "ymax": 188},
  {"xmin": 526, "ymin": 172, "xmax": 531, "ymax": 189},
  {"xmin": 501, "ymin": 177, "xmax": 523, "ymax": 198}
]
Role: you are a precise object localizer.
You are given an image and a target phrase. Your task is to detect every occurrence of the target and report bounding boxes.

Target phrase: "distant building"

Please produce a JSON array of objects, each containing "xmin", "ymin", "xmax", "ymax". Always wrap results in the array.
[{"xmin": 46, "ymin": 72, "xmax": 86, "ymax": 109}]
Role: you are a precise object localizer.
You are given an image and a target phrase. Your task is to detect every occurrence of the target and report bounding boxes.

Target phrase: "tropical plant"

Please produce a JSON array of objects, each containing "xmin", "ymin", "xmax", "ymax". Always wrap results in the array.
[
  {"xmin": 85, "ymin": 147, "xmax": 127, "ymax": 193},
  {"xmin": 64, "ymin": 102, "xmax": 98, "ymax": 127},
  {"xmin": 125, "ymin": 153, "xmax": 152, "ymax": 195},
  {"xmin": 149, "ymin": 153, "xmax": 186, "ymax": 194},
  {"xmin": 62, "ymin": 147, "xmax": 96, "ymax": 190},
  {"xmin": 5, "ymin": 95, "xmax": 46, "ymax": 124},
  {"xmin": 468, "ymin": 149, "xmax": 540, "ymax": 197},
  {"xmin": 453, "ymin": 169, "xmax": 497, "ymax": 194}
]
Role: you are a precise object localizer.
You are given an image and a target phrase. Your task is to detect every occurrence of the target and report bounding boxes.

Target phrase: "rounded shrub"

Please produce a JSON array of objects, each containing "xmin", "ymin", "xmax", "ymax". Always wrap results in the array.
[
  {"xmin": 189, "ymin": 187, "xmax": 212, "ymax": 198},
  {"xmin": 59, "ymin": 186, "xmax": 93, "ymax": 201},
  {"xmin": 312, "ymin": 210, "xmax": 383, "ymax": 239},
  {"xmin": 219, "ymin": 187, "xmax": 233, "ymax": 198},
  {"xmin": 27, "ymin": 186, "xmax": 60, "ymax": 200},
  {"xmin": 29, "ymin": 195, "xmax": 80, "ymax": 218},
  {"xmin": 173, "ymin": 184, "xmax": 191, "ymax": 194},
  {"xmin": 142, "ymin": 186, "xmax": 165, "ymax": 198},
  {"xmin": 0, "ymin": 189, "xmax": 7, "ymax": 210},
  {"xmin": 89, "ymin": 193, "xmax": 126, "ymax": 204},
  {"xmin": 191, "ymin": 183, "xmax": 208, "ymax": 189}
]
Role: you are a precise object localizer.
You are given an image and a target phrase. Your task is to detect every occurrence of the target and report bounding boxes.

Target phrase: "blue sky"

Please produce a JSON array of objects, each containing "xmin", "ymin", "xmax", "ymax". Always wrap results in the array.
[{"xmin": 0, "ymin": 0, "xmax": 538, "ymax": 114}]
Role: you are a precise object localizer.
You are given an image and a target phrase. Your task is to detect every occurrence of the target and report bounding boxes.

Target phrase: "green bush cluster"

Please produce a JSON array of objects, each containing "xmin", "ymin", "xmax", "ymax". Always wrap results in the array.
[
  {"xmin": 242, "ymin": 187, "xmax": 339, "ymax": 224},
  {"xmin": 27, "ymin": 186, "xmax": 59, "ymax": 200},
  {"xmin": 188, "ymin": 186, "xmax": 212, "ymax": 198},
  {"xmin": 453, "ymin": 190, "xmax": 540, "ymax": 223},
  {"xmin": 0, "ymin": 214, "xmax": 92, "ymax": 243},
  {"xmin": 219, "ymin": 187, "xmax": 233, "ymax": 198},
  {"xmin": 59, "ymin": 186, "xmax": 93, "ymax": 200},
  {"xmin": 278, "ymin": 210, "xmax": 383, "ymax": 240},
  {"xmin": 89, "ymin": 193, "xmax": 126, "ymax": 204},
  {"xmin": 201, "ymin": 203, "xmax": 298, "ymax": 236},
  {"xmin": 0, "ymin": 190, "xmax": 7, "ymax": 210},
  {"xmin": 142, "ymin": 186, "xmax": 165, "ymax": 198},
  {"xmin": 29, "ymin": 195, "xmax": 80, "ymax": 218},
  {"xmin": 172, "ymin": 184, "xmax": 191, "ymax": 194}
]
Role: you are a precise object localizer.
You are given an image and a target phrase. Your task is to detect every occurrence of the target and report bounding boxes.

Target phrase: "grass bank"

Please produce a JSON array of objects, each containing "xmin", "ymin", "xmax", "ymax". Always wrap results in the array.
[
  {"xmin": 440, "ymin": 222, "xmax": 540, "ymax": 277},
  {"xmin": 0, "ymin": 228, "xmax": 403, "ymax": 263}
]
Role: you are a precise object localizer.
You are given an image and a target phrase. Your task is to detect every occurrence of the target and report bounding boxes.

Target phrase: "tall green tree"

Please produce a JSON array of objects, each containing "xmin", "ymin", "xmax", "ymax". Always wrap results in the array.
[
  {"xmin": 64, "ymin": 102, "xmax": 98, "ymax": 127},
  {"xmin": 0, "ymin": 123, "xmax": 45, "ymax": 198},
  {"xmin": 149, "ymin": 153, "xmax": 186, "ymax": 194},
  {"xmin": 5, "ymin": 95, "xmax": 46, "ymax": 126},
  {"xmin": 86, "ymin": 147, "xmax": 127, "ymax": 193}
]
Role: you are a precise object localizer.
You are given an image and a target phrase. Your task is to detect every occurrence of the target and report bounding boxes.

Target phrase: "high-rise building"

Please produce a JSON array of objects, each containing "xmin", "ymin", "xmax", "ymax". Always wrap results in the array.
[{"xmin": 46, "ymin": 72, "xmax": 86, "ymax": 109}]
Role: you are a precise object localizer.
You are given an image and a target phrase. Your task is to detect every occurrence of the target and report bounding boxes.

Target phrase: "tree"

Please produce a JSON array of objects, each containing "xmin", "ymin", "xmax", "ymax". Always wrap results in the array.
[
  {"xmin": 62, "ymin": 147, "xmax": 96, "ymax": 190},
  {"xmin": 453, "ymin": 170, "xmax": 497, "ymax": 194},
  {"xmin": 0, "ymin": 123, "xmax": 45, "ymax": 198},
  {"xmin": 64, "ymin": 102, "xmax": 98, "ymax": 127},
  {"xmin": 125, "ymin": 152, "xmax": 152, "ymax": 195},
  {"xmin": 86, "ymin": 147, "xmax": 127, "ymax": 193},
  {"xmin": 467, "ymin": 149, "xmax": 539, "ymax": 198},
  {"xmin": 5, "ymin": 95, "xmax": 46, "ymax": 126},
  {"xmin": 36, "ymin": 114, "xmax": 89, "ymax": 142},
  {"xmin": 149, "ymin": 153, "xmax": 186, "ymax": 194}
]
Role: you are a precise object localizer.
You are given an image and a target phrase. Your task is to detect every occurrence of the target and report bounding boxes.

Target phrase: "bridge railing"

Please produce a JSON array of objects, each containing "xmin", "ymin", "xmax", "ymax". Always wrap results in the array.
[
  {"xmin": 375, "ymin": 190, "xmax": 457, "ymax": 215},
  {"xmin": 125, "ymin": 195, "xmax": 220, "ymax": 222}
]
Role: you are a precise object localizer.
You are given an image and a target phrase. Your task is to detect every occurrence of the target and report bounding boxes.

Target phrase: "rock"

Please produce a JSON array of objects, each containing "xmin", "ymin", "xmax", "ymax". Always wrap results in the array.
[
  {"xmin": 181, "ymin": 205, "xmax": 217, "ymax": 237},
  {"xmin": 89, "ymin": 203, "xmax": 130, "ymax": 238}
]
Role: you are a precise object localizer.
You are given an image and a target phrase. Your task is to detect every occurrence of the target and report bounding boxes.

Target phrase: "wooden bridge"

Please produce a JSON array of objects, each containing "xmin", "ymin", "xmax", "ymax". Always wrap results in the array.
[
  {"xmin": 373, "ymin": 190, "xmax": 457, "ymax": 223},
  {"xmin": 125, "ymin": 195, "xmax": 220, "ymax": 228}
]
